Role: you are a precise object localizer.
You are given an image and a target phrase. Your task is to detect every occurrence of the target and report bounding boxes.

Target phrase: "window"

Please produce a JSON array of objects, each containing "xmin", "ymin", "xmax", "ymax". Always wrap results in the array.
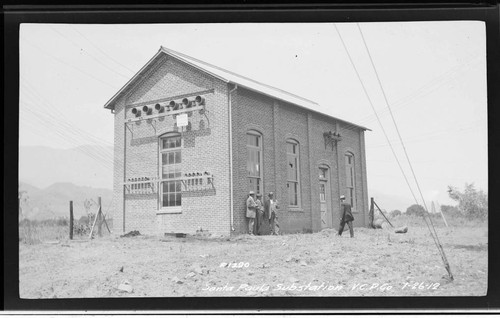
[
  {"xmin": 319, "ymin": 183, "xmax": 326, "ymax": 202},
  {"xmin": 287, "ymin": 139, "xmax": 300, "ymax": 206},
  {"xmin": 345, "ymin": 152, "xmax": 356, "ymax": 209},
  {"xmin": 319, "ymin": 167, "xmax": 328, "ymax": 179},
  {"xmin": 246, "ymin": 131, "xmax": 262, "ymax": 194},
  {"xmin": 160, "ymin": 134, "xmax": 182, "ymax": 208}
]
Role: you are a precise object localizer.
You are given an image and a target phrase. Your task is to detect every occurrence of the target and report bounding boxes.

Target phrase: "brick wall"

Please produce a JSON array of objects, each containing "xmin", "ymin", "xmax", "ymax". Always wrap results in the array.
[
  {"xmin": 112, "ymin": 54, "xmax": 231, "ymax": 236},
  {"xmin": 231, "ymin": 87, "xmax": 368, "ymax": 234},
  {"xmin": 111, "ymin": 51, "xmax": 369, "ymax": 237}
]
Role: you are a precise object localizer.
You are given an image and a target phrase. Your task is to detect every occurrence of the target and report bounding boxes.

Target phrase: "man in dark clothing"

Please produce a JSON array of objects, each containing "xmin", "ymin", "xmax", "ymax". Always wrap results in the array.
[{"xmin": 338, "ymin": 195, "xmax": 354, "ymax": 238}]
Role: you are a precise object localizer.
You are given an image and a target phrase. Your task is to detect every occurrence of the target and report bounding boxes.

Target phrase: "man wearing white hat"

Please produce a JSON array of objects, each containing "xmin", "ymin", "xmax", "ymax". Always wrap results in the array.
[
  {"xmin": 338, "ymin": 195, "xmax": 354, "ymax": 238},
  {"xmin": 266, "ymin": 192, "xmax": 280, "ymax": 235},
  {"xmin": 246, "ymin": 191, "xmax": 257, "ymax": 235}
]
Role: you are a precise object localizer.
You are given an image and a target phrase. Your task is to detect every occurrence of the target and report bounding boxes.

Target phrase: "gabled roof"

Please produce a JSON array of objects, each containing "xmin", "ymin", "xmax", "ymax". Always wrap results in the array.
[{"xmin": 104, "ymin": 46, "xmax": 370, "ymax": 131}]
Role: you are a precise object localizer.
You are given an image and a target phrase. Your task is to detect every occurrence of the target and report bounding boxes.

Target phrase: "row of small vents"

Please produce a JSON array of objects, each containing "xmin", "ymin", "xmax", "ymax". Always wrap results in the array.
[{"xmin": 131, "ymin": 95, "xmax": 206, "ymax": 117}]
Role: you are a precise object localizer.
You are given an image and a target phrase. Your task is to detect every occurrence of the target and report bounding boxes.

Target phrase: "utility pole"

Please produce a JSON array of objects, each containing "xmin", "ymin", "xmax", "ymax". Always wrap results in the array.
[{"xmin": 436, "ymin": 201, "xmax": 449, "ymax": 228}]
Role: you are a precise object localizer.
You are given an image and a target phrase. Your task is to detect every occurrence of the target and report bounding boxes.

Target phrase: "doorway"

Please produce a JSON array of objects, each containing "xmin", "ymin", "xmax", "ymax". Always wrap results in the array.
[{"xmin": 319, "ymin": 166, "xmax": 332, "ymax": 229}]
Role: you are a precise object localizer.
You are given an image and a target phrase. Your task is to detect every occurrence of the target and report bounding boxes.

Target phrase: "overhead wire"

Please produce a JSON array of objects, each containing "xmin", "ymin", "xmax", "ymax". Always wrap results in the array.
[
  {"xmin": 20, "ymin": 79, "xmax": 113, "ymax": 147},
  {"xmin": 333, "ymin": 24, "xmax": 420, "ymax": 206},
  {"xmin": 68, "ymin": 25, "xmax": 137, "ymax": 74},
  {"xmin": 357, "ymin": 23, "xmax": 453, "ymax": 280},
  {"xmin": 333, "ymin": 48, "xmax": 482, "ymax": 133},
  {"xmin": 20, "ymin": 91, "xmax": 114, "ymax": 155},
  {"xmin": 335, "ymin": 23, "xmax": 445, "ymax": 274},
  {"xmin": 21, "ymin": 36, "xmax": 120, "ymax": 89},
  {"xmin": 21, "ymin": 94, "xmax": 159, "ymax": 179},
  {"xmin": 355, "ymin": 54, "xmax": 482, "ymax": 126},
  {"xmin": 48, "ymin": 26, "xmax": 132, "ymax": 79},
  {"xmin": 21, "ymin": 102, "xmax": 114, "ymax": 169}
]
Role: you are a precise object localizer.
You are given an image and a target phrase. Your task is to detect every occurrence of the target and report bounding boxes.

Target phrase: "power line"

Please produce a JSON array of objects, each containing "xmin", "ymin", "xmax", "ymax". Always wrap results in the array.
[
  {"xmin": 68, "ymin": 25, "xmax": 136, "ymax": 74},
  {"xmin": 20, "ymin": 80, "xmax": 113, "ymax": 147},
  {"xmin": 21, "ymin": 104, "xmax": 114, "ymax": 168},
  {"xmin": 355, "ymin": 54, "xmax": 482, "ymax": 126},
  {"xmin": 335, "ymin": 23, "xmax": 446, "ymax": 279},
  {"xmin": 21, "ymin": 36, "xmax": 119, "ymax": 89},
  {"xmin": 357, "ymin": 23, "xmax": 453, "ymax": 280},
  {"xmin": 49, "ymin": 26, "xmax": 131, "ymax": 79},
  {"xmin": 334, "ymin": 24, "xmax": 420, "ymax": 206}
]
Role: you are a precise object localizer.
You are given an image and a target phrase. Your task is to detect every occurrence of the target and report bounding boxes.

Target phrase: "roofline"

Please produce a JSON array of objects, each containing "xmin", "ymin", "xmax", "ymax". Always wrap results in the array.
[
  {"xmin": 161, "ymin": 46, "xmax": 319, "ymax": 106},
  {"xmin": 233, "ymin": 83, "xmax": 369, "ymax": 131},
  {"xmin": 102, "ymin": 46, "xmax": 370, "ymax": 131},
  {"xmin": 103, "ymin": 48, "xmax": 163, "ymax": 110}
]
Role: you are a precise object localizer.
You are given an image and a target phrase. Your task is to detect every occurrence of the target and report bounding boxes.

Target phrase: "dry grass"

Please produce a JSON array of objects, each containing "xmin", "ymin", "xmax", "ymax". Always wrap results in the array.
[
  {"xmin": 19, "ymin": 219, "xmax": 114, "ymax": 245},
  {"xmin": 387, "ymin": 213, "xmax": 487, "ymax": 229},
  {"xmin": 19, "ymin": 216, "xmax": 487, "ymax": 298},
  {"xmin": 19, "ymin": 223, "xmax": 69, "ymax": 245}
]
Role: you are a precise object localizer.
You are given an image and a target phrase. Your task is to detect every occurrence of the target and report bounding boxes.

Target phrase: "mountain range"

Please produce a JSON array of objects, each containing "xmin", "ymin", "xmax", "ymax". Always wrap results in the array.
[
  {"xmin": 19, "ymin": 145, "xmax": 113, "ymax": 190},
  {"xmin": 18, "ymin": 144, "xmax": 418, "ymax": 219},
  {"xmin": 19, "ymin": 144, "xmax": 114, "ymax": 220},
  {"xmin": 19, "ymin": 181, "xmax": 113, "ymax": 220}
]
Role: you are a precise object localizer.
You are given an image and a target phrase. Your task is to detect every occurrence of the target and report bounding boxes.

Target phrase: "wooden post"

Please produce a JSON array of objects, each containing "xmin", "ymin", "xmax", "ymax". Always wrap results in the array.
[
  {"xmin": 69, "ymin": 201, "xmax": 74, "ymax": 240},
  {"xmin": 97, "ymin": 197, "xmax": 102, "ymax": 237},
  {"xmin": 369, "ymin": 197, "xmax": 375, "ymax": 228},
  {"xmin": 373, "ymin": 200, "xmax": 394, "ymax": 228},
  {"xmin": 437, "ymin": 201, "xmax": 449, "ymax": 228}
]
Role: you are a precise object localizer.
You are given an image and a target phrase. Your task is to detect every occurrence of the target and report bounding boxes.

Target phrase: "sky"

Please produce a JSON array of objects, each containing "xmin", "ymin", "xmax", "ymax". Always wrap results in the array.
[{"xmin": 19, "ymin": 22, "xmax": 488, "ymax": 209}]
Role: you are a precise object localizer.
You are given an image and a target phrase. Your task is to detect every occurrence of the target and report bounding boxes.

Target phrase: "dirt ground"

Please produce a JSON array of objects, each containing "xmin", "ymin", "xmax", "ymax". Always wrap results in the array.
[{"xmin": 19, "ymin": 220, "xmax": 487, "ymax": 298}]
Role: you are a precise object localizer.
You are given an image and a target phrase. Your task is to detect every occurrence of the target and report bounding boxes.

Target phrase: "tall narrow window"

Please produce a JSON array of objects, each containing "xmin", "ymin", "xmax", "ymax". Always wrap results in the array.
[
  {"xmin": 247, "ymin": 131, "xmax": 262, "ymax": 194},
  {"xmin": 287, "ymin": 139, "xmax": 300, "ymax": 206},
  {"xmin": 345, "ymin": 152, "xmax": 356, "ymax": 209},
  {"xmin": 160, "ymin": 134, "xmax": 182, "ymax": 208}
]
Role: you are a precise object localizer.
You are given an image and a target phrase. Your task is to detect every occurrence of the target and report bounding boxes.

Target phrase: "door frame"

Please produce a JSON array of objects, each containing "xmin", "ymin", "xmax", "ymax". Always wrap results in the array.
[{"xmin": 318, "ymin": 165, "xmax": 332, "ymax": 229}]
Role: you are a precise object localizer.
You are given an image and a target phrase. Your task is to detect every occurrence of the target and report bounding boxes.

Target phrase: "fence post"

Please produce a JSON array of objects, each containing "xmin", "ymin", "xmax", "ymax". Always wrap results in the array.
[
  {"xmin": 69, "ymin": 201, "xmax": 74, "ymax": 240},
  {"xmin": 97, "ymin": 197, "xmax": 102, "ymax": 237}
]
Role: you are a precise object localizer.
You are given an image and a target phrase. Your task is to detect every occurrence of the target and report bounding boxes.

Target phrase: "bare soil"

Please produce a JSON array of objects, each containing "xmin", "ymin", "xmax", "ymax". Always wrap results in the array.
[{"xmin": 19, "ymin": 220, "xmax": 487, "ymax": 298}]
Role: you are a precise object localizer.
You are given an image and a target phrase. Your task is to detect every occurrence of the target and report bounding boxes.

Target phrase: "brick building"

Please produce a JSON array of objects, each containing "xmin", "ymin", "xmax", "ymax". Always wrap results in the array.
[{"xmin": 104, "ymin": 47, "xmax": 370, "ymax": 236}]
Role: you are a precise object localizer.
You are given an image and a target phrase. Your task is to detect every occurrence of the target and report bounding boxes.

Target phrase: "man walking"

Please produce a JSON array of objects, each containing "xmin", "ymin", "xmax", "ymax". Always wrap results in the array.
[
  {"xmin": 338, "ymin": 195, "xmax": 354, "ymax": 238},
  {"xmin": 246, "ymin": 191, "xmax": 257, "ymax": 235},
  {"xmin": 266, "ymin": 192, "xmax": 280, "ymax": 235}
]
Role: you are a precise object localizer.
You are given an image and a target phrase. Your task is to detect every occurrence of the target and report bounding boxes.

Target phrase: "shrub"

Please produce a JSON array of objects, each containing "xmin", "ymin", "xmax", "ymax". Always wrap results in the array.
[
  {"xmin": 78, "ymin": 215, "xmax": 89, "ymax": 225},
  {"xmin": 440, "ymin": 204, "xmax": 461, "ymax": 218},
  {"xmin": 390, "ymin": 210, "xmax": 402, "ymax": 218},
  {"xmin": 448, "ymin": 183, "xmax": 488, "ymax": 220},
  {"xmin": 406, "ymin": 204, "xmax": 426, "ymax": 217}
]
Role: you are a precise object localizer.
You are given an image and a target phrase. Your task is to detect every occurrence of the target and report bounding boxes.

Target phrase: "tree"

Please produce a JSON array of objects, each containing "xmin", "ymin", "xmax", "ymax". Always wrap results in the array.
[
  {"xmin": 406, "ymin": 204, "xmax": 426, "ymax": 217},
  {"xmin": 440, "ymin": 204, "xmax": 461, "ymax": 218},
  {"xmin": 84, "ymin": 199, "xmax": 95, "ymax": 227},
  {"xmin": 390, "ymin": 209, "xmax": 402, "ymax": 218},
  {"xmin": 447, "ymin": 183, "xmax": 488, "ymax": 220},
  {"xmin": 18, "ymin": 189, "xmax": 29, "ymax": 221}
]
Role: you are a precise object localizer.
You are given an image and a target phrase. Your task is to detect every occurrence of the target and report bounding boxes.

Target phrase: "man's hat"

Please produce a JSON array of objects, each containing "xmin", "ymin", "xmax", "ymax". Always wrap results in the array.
[
  {"xmin": 268, "ymin": 192, "xmax": 274, "ymax": 195},
  {"xmin": 256, "ymin": 193, "xmax": 262, "ymax": 197},
  {"xmin": 340, "ymin": 195, "xmax": 346, "ymax": 200},
  {"xmin": 249, "ymin": 191, "xmax": 255, "ymax": 195}
]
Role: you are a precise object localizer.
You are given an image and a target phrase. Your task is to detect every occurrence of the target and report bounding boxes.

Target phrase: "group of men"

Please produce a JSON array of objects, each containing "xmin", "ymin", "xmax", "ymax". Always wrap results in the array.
[
  {"xmin": 245, "ymin": 191, "xmax": 355, "ymax": 237},
  {"xmin": 246, "ymin": 191, "xmax": 280, "ymax": 235}
]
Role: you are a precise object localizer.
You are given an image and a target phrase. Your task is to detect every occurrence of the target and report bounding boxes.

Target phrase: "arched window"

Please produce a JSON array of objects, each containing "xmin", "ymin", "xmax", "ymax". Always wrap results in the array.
[
  {"xmin": 159, "ymin": 133, "xmax": 182, "ymax": 209},
  {"xmin": 286, "ymin": 139, "xmax": 301, "ymax": 207},
  {"xmin": 345, "ymin": 152, "xmax": 356, "ymax": 209},
  {"xmin": 246, "ymin": 130, "xmax": 263, "ymax": 194}
]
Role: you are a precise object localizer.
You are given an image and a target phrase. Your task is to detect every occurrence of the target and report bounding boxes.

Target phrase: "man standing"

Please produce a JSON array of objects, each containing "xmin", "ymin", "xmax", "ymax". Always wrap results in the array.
[
  {"xmin": 255, "ymin": 193, "xmax": 264, "ymax": 235},
  {"xmin": 266, "ymin": 192, "xmax": 280, "ymax": 235},
  {"xmin": 246, "ymin": 191, "xmax": 257, "ymax": 235},
  {"xmin": 338, "ymin": 195, "xmax": 354, "ymax": 238}
]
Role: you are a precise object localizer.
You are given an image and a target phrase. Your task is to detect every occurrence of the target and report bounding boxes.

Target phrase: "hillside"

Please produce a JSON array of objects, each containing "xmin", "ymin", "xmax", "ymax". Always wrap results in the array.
[
  {"xmin": 19, "ymin": 145, "xmax": 113, "ymax": 190},
  {"xmin": 19, "ymin": 182, "xmax": 113, "ymax": 220}
]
